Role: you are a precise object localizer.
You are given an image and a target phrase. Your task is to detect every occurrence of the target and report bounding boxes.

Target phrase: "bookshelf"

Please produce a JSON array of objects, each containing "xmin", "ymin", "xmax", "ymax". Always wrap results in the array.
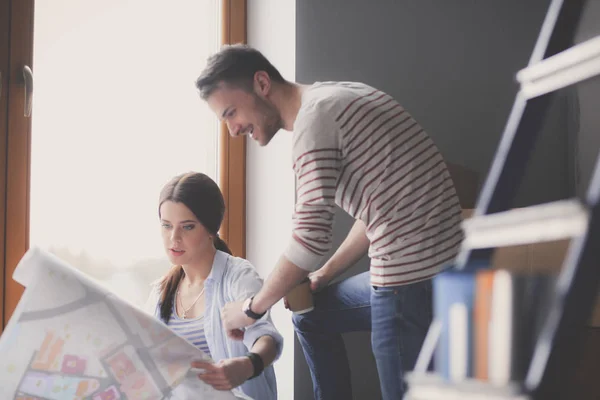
[{"xmin": 405, "ymin": 0, "xmax": 600, "ymax": 399}]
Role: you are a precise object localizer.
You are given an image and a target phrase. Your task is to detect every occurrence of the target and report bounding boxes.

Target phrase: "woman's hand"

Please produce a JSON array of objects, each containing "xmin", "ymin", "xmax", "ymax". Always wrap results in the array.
[{"xmin": 192, "ymin": 358, "xmax": 254, "ymax": 391}]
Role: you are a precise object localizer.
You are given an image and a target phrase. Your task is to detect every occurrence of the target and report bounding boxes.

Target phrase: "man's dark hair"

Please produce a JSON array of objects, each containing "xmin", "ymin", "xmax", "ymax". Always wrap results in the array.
[{"xmin": 195, "ymin": 44, "xmax": 286, "ymax": 100}]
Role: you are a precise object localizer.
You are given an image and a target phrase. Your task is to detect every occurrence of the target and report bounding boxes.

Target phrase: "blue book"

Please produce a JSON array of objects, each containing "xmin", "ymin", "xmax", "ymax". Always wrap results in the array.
[{"xmin": 433, "ymin": 269, "xmax": 476, "ymax": 380}]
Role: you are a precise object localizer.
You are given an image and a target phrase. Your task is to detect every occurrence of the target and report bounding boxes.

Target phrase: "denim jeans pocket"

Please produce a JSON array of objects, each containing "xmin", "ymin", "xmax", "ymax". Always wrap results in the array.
[
  {"xmin": 371, "ymin": 286, "xmax": 399, "ymax": 297},
  {"xmin": 372, "ymin": 281, "xmax": 433, "ymax": 320}
]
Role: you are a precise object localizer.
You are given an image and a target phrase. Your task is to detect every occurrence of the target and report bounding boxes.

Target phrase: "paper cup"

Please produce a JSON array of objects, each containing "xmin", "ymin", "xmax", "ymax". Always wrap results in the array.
[{"xmin": 285, "ymin": 278, "xmax": 314, "ymax": 315}]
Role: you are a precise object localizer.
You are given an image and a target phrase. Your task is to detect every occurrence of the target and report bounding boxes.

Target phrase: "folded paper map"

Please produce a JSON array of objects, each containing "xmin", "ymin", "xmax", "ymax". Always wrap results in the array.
[{"xmin": 0, "ymin": 247, "xmax": 251, "ymax": 400}]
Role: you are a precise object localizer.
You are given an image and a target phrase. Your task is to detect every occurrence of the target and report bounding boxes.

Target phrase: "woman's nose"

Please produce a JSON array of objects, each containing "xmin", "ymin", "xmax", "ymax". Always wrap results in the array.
[{"xmin": 170, "ymin": 228, "xmax": 182, "ymax": 243}]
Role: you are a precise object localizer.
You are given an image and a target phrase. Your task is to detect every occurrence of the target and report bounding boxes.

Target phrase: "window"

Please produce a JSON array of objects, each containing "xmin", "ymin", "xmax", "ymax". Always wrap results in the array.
[{"xmin": 0, "ymin": 0, "xmax": 247, "ymax": 328}]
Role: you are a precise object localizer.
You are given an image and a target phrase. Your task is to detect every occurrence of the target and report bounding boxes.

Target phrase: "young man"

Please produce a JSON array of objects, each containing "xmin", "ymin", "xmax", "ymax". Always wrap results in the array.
[{"xmin": 196, "ymin": 44, "xmax": 463, "ymax": 399}]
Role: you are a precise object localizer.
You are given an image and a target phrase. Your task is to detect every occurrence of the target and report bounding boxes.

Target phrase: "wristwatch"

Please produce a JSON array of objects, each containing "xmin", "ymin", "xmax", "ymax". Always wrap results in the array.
[
  {"xmin": 243, "ymin": 297, "xmax": 266, "ymax": 320},
  {"xmin": 246, "ymin": 352, "xmax": 265, "ymax": 380}
]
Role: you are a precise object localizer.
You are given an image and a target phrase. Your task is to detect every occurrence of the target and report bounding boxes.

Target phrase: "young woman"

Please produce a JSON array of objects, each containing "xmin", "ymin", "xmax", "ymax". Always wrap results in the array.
[{"xmin": 146, "ymin": 172, "xmax": 281, "ymax": 400}]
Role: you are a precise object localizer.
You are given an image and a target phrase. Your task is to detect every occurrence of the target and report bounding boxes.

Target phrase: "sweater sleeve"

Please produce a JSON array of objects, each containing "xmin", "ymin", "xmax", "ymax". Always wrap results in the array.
[{"xmin": 283, "ymin": 103, "xmax": 341, "ymax": 272}]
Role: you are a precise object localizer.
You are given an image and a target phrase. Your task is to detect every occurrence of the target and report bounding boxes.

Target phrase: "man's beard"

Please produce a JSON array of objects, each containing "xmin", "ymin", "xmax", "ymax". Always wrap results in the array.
[{"xmin": 255, "ymin": 94, "xmax": 283, "ymax": 145}]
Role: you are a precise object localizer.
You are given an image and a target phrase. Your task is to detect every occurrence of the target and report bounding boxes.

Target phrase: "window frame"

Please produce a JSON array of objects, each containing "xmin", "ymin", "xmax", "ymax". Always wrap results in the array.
[
  {"xmin": 219, "ymin": 0, "xmax": 247, "ymax": 259},
  {"xmin": 0, "ymin": 0, "xmax": 12, "ymax": 329},
  {"xmin": 2, "ymin": 0, "xmax": 34, "ymax": 329}
]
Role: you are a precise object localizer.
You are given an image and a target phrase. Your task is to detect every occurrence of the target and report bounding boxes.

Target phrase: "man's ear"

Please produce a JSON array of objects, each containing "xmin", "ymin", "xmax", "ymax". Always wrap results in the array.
[{"xmin": 253, "ymin": 71, "xmax": 271, "ymax": 96}]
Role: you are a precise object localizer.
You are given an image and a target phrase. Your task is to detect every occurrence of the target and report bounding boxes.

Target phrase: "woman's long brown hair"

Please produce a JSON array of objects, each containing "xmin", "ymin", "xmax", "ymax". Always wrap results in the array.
[{"xmin": 158, "ymin": 172, "xmax": 232, "ymax": 323}]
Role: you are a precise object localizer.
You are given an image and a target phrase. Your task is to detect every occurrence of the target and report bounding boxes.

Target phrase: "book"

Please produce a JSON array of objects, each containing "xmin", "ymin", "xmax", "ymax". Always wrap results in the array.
[{"xmin": 433, "ymin": 270, "xmax": 475, "ymax": 380}]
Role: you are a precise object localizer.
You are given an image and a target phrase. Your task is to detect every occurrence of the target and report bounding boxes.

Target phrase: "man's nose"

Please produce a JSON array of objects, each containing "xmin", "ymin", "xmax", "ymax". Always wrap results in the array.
[{"xmin": 227, "ymin": 121, "xmax": 241, "ymax": 137}]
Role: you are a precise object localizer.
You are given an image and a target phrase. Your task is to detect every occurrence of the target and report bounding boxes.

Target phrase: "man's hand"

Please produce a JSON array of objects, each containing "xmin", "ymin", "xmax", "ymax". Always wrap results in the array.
[
  {"xmin": 308, "ymin": 270, "xmax": 331, "ymax": 292},
  {"xmin": 284, "ymin": 270, "xmax": 331, "ymax": 310},
  {"xmin": 221, "ymin": 300, "xmax": 255, "ymax": 339},
  {"xmin": 193, "ymin": 358, "xmax": 253, "ymax": 391}
]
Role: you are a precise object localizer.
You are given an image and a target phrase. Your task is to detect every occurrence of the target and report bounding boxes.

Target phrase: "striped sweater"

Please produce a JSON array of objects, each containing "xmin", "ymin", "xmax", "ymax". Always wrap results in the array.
[{"xmin": 283, "ymin": 82, "xmax": 463, "ymax": 286}]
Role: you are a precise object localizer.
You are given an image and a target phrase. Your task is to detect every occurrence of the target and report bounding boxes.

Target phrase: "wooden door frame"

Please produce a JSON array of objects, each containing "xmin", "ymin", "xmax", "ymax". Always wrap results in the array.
[
  {"xmin": 219, "ymin": 0, "xmax": 247, "ymax": 259},
  {"xmin": 1, "ymin": 0, "xmax": 247, "ymax": 329}
]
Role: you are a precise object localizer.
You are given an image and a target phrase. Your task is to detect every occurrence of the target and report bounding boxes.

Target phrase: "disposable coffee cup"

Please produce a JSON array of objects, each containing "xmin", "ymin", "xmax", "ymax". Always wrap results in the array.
[{"xmin": 285, "ymin": 278, "xmax": 314, "ymax": 315}]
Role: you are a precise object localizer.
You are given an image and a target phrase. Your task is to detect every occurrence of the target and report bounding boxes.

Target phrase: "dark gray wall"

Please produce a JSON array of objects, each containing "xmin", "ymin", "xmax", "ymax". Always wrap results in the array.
[
  {"xmin": 573, "ymin": 2, "xmax": 600, "ymax": 199},
  {"xmin": 297, "ymin": 0, "xmax": 554, "ymax": 185},
  {"xmin": 292, "ymin": 1, "xmax": 580, "ymax": 399}
]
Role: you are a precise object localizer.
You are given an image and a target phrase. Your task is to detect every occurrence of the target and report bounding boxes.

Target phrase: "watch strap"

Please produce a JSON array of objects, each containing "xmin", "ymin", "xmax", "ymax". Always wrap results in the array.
[
  {"xmin": 246, "ymin": 352, "xmax": 264, "ymax": 380},
  {"xmin": 244, "ymin": 297, "xmax": 266, "ymax": 320}
]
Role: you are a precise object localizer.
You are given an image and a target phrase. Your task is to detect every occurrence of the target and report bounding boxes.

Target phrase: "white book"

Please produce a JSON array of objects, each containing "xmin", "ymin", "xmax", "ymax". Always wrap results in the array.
[
  {"xmin": 449, "ymin": 303, "xmax": 469, "ymax": 381},
  {"xmin": 489, "ymin": 270, "xmax": 513, "ymax": 386}
]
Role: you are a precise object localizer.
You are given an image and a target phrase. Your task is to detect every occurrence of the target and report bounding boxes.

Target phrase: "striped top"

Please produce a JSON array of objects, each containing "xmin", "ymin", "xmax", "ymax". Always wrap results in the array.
[
  {"xmin": 167, "ymin": 303, "xmax": 212, "ymax": 357},
  {"xmin": 283, "ymin": 82, "xmax": 463, "ymax": 287}
]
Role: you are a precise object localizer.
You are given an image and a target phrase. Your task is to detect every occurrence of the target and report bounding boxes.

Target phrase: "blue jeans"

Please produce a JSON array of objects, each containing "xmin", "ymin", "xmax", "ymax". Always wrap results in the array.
[{"xmin": 293, "ymin": 271, "xmax": 433, "ymax": 400}]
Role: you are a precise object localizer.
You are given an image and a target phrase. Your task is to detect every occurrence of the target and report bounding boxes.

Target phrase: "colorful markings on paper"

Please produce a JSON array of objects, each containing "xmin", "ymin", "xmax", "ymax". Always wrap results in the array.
[
  {"xmin": 18, "ymin": 371, "xmax": 100, "ymax": 399},
  {"xmin": 92, "ymin": 385, "xmax": 121, "ymax": 400},
  {"xmin": 106, "ymin": 347, "xmax": 162, "ymax": 399},
  {"xmin": 6, "ymin": 305, "xmax": 176, "ymax": 399},
  {"xmin": 15, "ymin": 330, "xmax": 125, "ymax": 399}
]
